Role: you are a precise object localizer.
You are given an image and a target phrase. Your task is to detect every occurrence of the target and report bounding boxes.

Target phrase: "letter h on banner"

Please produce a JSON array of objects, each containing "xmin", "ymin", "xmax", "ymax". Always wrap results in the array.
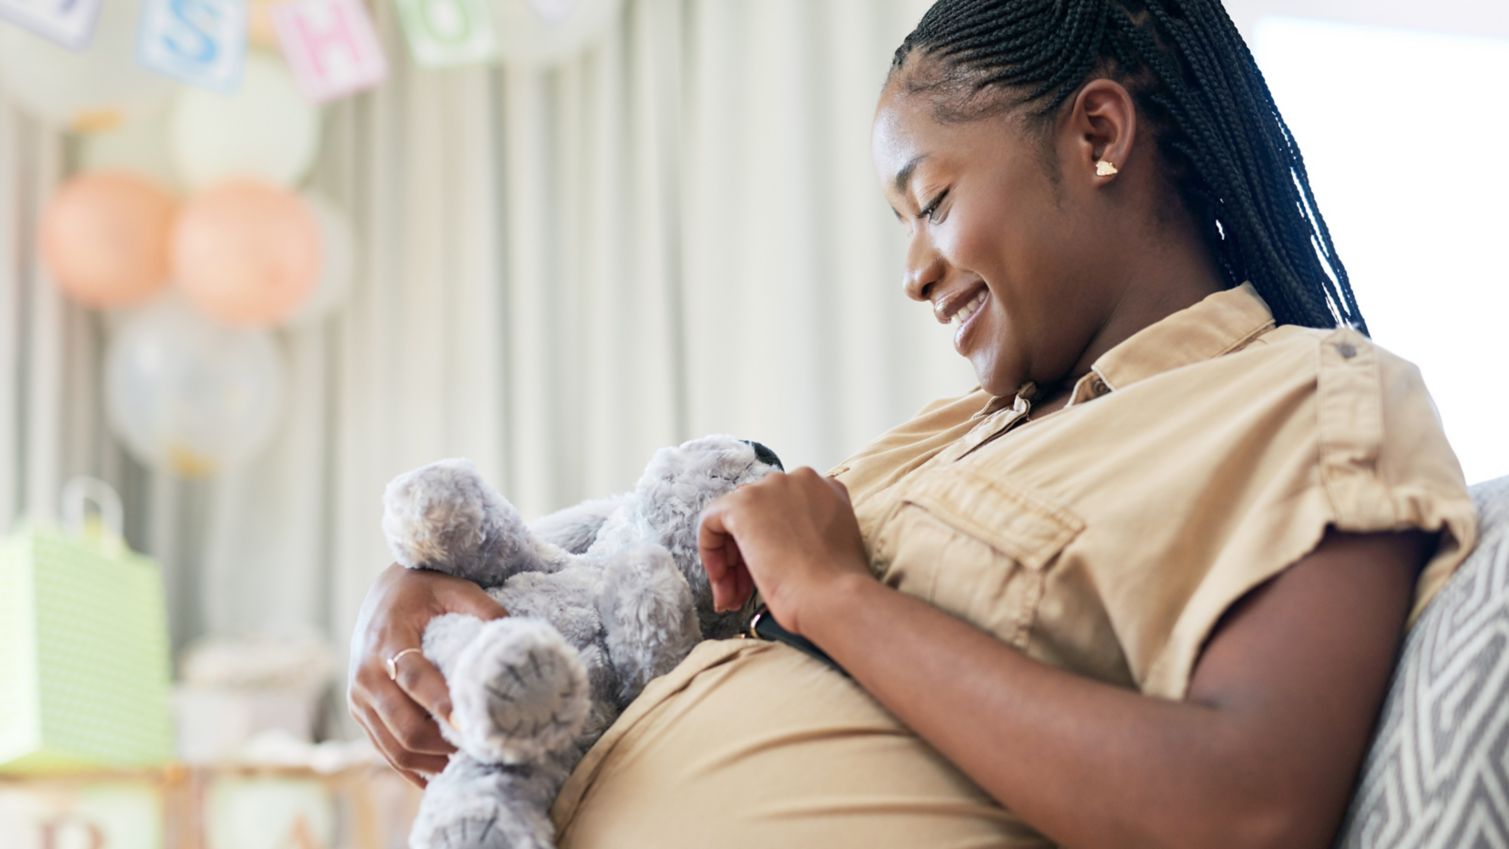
[{"xmin": 273, "ymin": 0, "xmax": 387, "ymax": 102}]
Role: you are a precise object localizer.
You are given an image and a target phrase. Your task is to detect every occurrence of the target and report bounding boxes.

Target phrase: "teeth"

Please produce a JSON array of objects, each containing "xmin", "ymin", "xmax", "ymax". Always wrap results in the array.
[{"xmin": 950, "ymin": 289, "xmax": 988, "ymax": 326}]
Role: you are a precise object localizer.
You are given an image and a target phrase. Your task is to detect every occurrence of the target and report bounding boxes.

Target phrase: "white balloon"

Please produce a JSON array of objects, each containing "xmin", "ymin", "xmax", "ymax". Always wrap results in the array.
[
  {"xmin": 491, "ymin": 0, "xmax": 626, "ymax": 67},
  {"xmin": 170, "ymin": 53, "xmax": 321, "ymax": 189},
  {"xmin": 286, "ymin": 194, "xmax": 357, "ymax": 327},
  {"xmin": 106, "ymin": 296, "xmax": 286, "ymax": 478},
  {"xmin": 79, "ymin": 106, "xmax": 183, "ymax": 189},
  {"xmin": 0, "ymin": 1, "xmax": 173, "ymax": 133}
]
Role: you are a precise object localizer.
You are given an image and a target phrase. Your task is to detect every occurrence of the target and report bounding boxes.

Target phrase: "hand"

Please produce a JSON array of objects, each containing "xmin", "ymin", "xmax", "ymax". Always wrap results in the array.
[
  {"xmin": 697, "ymin": 467, "xmax": 872, "ymax": 636},
  {"xmin": 347, "ymin": 563, "xmax": 508, "ymax": 788}
]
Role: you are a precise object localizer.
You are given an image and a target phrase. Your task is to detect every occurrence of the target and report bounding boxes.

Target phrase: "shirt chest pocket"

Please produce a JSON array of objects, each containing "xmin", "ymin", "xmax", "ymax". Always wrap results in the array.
[{"xmin": 868, "ymin": 469, "xmax": 1084, "ymax": 649}]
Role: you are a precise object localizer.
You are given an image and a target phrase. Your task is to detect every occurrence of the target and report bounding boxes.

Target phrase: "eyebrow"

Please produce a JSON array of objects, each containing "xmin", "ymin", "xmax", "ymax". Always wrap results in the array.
[{"xmin": 893, "ymin": 154, "xmax": 929, "ymax": 196}]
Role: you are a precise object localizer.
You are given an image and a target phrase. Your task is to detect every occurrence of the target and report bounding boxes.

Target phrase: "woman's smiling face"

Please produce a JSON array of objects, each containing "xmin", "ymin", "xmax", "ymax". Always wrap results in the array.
[{"xmin": 871, "ymin": 79, "xmax": 1114, "ymax": 400}]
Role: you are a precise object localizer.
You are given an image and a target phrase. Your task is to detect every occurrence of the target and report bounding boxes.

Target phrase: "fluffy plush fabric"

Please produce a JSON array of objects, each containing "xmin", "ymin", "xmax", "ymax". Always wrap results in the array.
[{"xmin": 382, "ymin": 436, "xmax": 781, "ymax": 849}]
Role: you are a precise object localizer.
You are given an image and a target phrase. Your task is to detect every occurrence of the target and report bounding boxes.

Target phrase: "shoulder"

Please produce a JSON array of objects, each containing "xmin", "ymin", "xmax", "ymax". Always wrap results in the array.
[
  {"xmin": 1239, "ymin": 324, "xmax": 1467, "ymax": 518},
  {"xmin": 1231, "ymin": 321, "xmax": 1437, "ymax": 409},
  {"xmin": 1109, "ymin": 324, "xmax": 1478, "ymax": 696},
  {"xmin": 1228, "ymin": 322, "xmax": 1412, "ymax": 387},
  {"xmin": 1188, "ymin": 324, "xmax": 1455, "ymax": 489}
]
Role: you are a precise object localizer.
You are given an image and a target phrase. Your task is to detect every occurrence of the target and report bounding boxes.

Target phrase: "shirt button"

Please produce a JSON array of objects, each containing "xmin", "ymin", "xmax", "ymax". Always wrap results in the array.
[{"xmin": 1336, "ymin": 342, "xmax": 1357, "ymax": 359}]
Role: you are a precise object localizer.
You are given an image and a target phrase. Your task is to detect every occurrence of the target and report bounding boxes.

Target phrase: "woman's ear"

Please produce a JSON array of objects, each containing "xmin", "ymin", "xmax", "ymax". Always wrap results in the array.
[{"xmin": 1064, "ymin": 78, "xmax": 1138, "ymax": 185}]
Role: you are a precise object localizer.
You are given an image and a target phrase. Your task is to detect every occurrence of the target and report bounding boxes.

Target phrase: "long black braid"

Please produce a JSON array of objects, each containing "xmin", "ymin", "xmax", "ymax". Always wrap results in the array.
[{"xmin": 891, "ymin": 0, "xmax": 1368, "ymax": 335}]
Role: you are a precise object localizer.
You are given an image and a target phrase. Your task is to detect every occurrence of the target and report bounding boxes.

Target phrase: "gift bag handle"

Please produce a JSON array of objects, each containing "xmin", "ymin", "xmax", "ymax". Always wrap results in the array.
[{"xmin": 61, "ymin": 476, "xmax": 125, "ymax": 555}]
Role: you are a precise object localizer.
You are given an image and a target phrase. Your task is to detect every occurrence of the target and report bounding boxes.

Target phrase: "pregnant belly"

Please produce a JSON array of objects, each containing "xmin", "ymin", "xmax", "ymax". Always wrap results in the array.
[{"xmin": 551, "ymin": 639, "xmax": 1053, "ymax": 849}]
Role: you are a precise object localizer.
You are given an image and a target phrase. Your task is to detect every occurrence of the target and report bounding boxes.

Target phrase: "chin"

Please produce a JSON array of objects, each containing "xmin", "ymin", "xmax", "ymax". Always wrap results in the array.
[{"xmin": 975, "ymin": 367, "xmax": 1024, "ymax": 400}]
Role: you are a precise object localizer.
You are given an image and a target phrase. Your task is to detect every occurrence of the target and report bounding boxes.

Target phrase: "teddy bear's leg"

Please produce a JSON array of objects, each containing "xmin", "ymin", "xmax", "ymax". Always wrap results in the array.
[
  {"xmin": 447, "ymin": 617, "xmax": 592, "ymax": 766},
  {"xmin": 409, "ymin": 754, "xmax": 568, "ymax": 849},
  {"xmin": 596, "ymin": 544, "xmax": 703, "ymax": 706},
  {"xmin": 526, "ymin": 495, "xmax": 626, "ymax": 555},
  {"xmin": 384, "ymin": 460, "xmax": 568, "ymax": 586}
]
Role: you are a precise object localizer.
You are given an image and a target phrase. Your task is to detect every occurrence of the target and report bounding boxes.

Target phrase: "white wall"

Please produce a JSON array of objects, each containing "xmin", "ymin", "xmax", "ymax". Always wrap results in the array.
[
  {"xmin": 1227, "ymin": 0, "xmax": 1509, "ymax": 484},
  {"xmin": 1225, "ymin": 0, "xmax": 1509, "ymax": 42}
]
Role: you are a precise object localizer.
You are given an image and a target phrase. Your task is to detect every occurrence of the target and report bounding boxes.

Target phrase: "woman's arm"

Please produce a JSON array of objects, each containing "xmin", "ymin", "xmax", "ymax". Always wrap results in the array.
[{"xmin": 701, "ymin": 469, "xmax": 1428, "ymax": 849}]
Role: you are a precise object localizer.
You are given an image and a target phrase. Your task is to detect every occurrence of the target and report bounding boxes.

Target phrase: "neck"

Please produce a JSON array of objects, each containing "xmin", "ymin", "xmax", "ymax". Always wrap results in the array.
[{"xmin": 1060, "ymin": 208, "xmax": 1230, "ymax": 394}]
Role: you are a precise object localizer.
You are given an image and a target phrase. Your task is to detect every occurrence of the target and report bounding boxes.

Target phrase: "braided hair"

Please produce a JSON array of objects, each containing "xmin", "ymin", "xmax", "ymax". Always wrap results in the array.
[{"xmin": 890, "ymin": 0, "xmax": 1368, "ymax": 335}]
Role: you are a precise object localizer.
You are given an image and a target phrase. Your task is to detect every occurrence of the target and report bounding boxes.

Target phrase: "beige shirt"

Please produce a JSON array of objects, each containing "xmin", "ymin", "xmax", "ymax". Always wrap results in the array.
[{"xmin": 552, "ymin": 283, "xmax": 1479, "ymax": 848}]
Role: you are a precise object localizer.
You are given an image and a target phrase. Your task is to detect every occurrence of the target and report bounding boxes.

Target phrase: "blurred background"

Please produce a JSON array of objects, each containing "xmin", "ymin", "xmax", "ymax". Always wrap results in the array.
[{"xmin": 0, "ymin": 0, "xmax": 1505, "ymax": 844}]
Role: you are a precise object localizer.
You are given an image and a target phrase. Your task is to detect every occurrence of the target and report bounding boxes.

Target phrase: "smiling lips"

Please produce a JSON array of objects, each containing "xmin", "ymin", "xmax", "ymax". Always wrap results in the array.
[
  {"xmin": 933, "ymin": 283, "xmax": 989, "ymax": 326},
  {"xmin": 933, "ymin": 284, "xmax": 990, "ymax": 353}
]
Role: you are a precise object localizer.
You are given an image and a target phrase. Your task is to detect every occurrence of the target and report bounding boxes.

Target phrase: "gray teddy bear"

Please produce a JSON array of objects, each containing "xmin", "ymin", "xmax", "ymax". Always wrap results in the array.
[{"xmin": 381, "ymin": 435, "xmax": 783, "ymax": 849}]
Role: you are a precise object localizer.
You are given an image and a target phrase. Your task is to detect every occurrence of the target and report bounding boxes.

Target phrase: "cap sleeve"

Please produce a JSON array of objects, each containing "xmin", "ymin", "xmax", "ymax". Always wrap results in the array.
[{"xmin": 1143, "ymin": 329, "xmax": 1479, "ymax": 699}]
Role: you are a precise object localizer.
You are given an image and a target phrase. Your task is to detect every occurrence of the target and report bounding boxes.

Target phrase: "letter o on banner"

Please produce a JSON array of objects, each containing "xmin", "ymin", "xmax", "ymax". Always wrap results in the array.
[{"xmin": 393, "ymin": 0, "xmax": 499, "ymax": 66}]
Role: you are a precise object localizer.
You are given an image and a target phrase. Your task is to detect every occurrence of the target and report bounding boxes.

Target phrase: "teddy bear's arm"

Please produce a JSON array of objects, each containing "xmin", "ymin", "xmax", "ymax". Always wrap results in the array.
[
  {"xmin": 528, "ymin": 494, "xmax": 626, "ymax": 555},
  {"xmin": 384, "ymin": 459, "xmax": 561, "ymax": 586},
  {"xmin": 597, "ymin": 545, "xmax": 703, "ymax": 706}
]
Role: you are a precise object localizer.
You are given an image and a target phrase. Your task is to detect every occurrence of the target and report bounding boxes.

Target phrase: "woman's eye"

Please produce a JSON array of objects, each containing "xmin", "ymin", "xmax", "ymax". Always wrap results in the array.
[{"xmin": 918, "ymin": 189, "xmax": 949, "ymax": 223}]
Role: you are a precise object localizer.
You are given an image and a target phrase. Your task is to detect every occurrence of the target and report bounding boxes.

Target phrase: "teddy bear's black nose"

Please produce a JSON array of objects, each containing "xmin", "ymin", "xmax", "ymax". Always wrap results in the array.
[{"xmin": 742, "ymin": 440, "xmax": 783, "ymax": 471}]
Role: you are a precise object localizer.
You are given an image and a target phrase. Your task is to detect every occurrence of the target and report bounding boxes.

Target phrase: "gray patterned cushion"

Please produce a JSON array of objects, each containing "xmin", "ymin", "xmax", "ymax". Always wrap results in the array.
[{"xmin": 1338, "ymin": 476, "xmax": 1509, "ymax": 848}]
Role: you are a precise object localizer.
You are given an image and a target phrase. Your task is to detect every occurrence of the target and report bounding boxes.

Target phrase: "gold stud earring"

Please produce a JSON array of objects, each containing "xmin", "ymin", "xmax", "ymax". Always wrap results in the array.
[{"xmin": 1096, "ymin": 160, "xmax": 1119, "ymax": 177}]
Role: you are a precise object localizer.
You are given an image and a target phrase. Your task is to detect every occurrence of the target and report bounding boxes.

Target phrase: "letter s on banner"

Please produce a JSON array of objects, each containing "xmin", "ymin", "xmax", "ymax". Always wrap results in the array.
[
  {"xmin": 273, "ymin": 0, "xmax": 388, "ymax": 102},
  {"xmin": 138, "ymin": 0, "xmax": 248, "ymax": 90}
]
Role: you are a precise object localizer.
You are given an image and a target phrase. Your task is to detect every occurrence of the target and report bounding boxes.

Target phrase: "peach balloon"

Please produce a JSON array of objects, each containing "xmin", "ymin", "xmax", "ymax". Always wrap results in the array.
[
  {"xmin": 172, "ymin": 180, "xmax": 321, "ymax": 327},
  {"xmin": 40, "ymin": 172, "xmax": 176, "ymax": 308}
]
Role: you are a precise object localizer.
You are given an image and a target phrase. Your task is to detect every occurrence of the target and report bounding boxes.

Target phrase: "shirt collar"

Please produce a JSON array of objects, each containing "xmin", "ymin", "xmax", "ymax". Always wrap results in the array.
[{"xmin": 972, "ymin": 282, "xmax": 1277, "ymax": 420}]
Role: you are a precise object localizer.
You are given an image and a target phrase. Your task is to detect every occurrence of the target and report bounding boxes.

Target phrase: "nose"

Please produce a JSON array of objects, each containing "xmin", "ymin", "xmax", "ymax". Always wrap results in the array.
[
  {"xmin": 741, "ymin": 440, "xmax": 783, "ymax": 470},
  {"xmin": 903, "ymin": 230, "xmax": 945, "ymax": 303}
]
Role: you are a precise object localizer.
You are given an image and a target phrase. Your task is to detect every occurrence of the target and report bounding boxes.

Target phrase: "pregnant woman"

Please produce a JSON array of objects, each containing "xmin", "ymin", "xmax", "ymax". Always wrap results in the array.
[{"xmin": 348, "ymin": 1, "xmax": 1479, "ymax": 846}]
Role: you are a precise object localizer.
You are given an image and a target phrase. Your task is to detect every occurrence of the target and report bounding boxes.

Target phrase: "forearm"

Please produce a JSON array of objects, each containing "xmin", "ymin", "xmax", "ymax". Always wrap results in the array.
[{"xmin": 804, "ymin": 575, "xmax": 1287, "ymax": 849}]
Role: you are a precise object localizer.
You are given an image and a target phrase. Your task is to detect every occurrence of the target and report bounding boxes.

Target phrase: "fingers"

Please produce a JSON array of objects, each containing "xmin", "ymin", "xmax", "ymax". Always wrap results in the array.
[
  {"xmin": 825, "ymin": 474, "xmax": 852, "ymax": 504},
  {"xmin": 352, "ymin": 703, "xmax": 448, "ymax": 789},
  {"xmin": 440, "ymin": 579, "xmax": 510, "ymax": 622},
  {"xmin": 351, "ymin": 657, "xmax": 455, "ymax": 757},
  {"xmin": 371, "ymin": 682, "xmax": 455, "ymax": 758},
  {"xmin": 731, "ymin": 564, "xmax": 754, "ymax": 611},
  {"xmin": 389, "ymin": 651, "xmax": 459, "ymax": 733},
  {"xmin": 699, "ymin": 500, "xmax": 751, "ymax": 612}
]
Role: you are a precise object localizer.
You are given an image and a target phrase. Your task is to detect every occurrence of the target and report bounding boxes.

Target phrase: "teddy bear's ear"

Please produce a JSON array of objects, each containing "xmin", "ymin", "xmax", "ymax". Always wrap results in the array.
[{"xmin": 741, "ymin": 440, "xmax": 783, "ymax": 471}]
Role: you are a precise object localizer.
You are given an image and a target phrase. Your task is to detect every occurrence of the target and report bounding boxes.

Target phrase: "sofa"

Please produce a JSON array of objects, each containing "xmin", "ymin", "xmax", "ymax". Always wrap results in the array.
[{"xmin": 1338, "ymin": 475, "xmax": 1509, "ymax": 846}]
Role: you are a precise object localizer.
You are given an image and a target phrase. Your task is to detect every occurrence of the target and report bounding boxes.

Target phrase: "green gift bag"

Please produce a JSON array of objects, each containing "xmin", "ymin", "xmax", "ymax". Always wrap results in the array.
[{"xmin": 0, "ymin": 478, "xmax": 174, "ymax": 774}]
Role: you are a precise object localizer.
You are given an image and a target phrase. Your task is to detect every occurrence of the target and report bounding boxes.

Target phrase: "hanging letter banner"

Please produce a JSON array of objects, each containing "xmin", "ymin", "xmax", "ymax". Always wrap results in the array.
[
  {"xmin": 138, "ymin": 0, "xmax": 247, "ymax": 90},
  {"xmin": 393, "ymin": 0, "xmax": 497, "ymax": 67},
  {"xmin": 272, "ymin": 0, "xmax": 386, "ymax": 102},
  {"xmin": 0, "ymin": 0, "xmax": 102, "ymax": 48}
]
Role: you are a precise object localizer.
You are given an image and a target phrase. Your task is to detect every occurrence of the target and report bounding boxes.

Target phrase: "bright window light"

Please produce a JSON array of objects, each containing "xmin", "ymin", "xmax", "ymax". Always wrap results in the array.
[{"xmin": 1256, "ymin": 17, "xmax": 1508, "ymax": 485}]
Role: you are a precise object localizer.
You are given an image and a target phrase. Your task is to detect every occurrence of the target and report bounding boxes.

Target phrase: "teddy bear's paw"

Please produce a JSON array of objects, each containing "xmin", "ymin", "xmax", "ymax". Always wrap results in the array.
[
  {"xmin": 383, "ymin": 460, "xmax": 494, "ymax": 568},
  {"xmin": 451, "ymin": 618, "xmax": 590, "ymax": 765},
  {"xmin": 412, "ymin": 800, "xmax": 553, "ymax": 849},
  {"xmin": 428, "ymin": 815, "xmax": 551, "ymax": 849}
]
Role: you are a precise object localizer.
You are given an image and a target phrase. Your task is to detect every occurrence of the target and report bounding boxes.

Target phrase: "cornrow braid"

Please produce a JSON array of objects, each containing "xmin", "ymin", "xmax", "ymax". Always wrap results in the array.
[{"xmin": 891, "ymin": 0, "xmax": 1368, "ymax": 335}]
